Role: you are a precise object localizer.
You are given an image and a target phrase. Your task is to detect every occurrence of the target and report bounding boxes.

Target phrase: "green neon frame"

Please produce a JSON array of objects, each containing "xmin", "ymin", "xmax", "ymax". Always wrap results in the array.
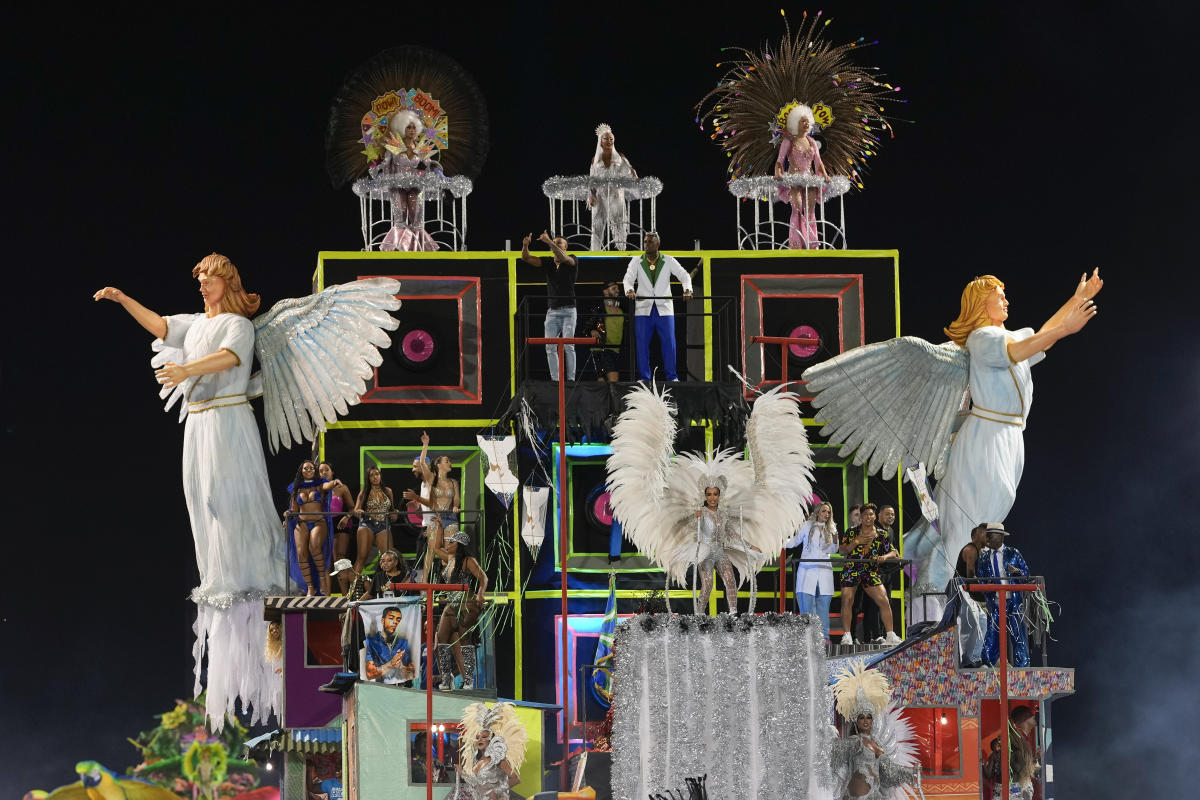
[{"xmin": 311, "ymin": 247, "xmax": 902, "ymax": 697}]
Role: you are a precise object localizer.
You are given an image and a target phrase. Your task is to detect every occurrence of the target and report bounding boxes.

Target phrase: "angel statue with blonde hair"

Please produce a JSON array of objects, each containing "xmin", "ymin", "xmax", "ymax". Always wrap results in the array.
[
  {"xmin": 450, "ymin": 702, "xmax": 528, "ymax": 800},
  {"xmin": 94, "ymin": 253, "xmax": 401, "ymax": 729},
  {"xmin": 606, "ymin": 384, "xmax": 814, "ymax": 615},
  {"xmin": 801, "ymin": 269, "xmax": 1103, "ymax": 607},
  {"xmin": 830, "ymin": 663, "xmax": 920, "ymax": 799}
]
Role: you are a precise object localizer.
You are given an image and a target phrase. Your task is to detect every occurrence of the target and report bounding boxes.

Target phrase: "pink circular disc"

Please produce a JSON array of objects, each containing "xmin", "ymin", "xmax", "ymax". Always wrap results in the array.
[
  {"xmin": 788, "ymin": 325, "xmax": 820, "ymax": 358},
  {"xmin": 402, "ymin": 330, "xmax": 435, "ymax": 362},
  {"xmin": 592, "ymin": 492, "xmax": 614, "ymax": 526}
]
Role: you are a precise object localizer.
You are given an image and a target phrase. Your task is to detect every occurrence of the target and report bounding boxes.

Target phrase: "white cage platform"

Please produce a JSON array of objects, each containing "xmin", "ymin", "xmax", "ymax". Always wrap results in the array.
[
  {"xmin": 729, "ymin": 174, "xmax": 853, "ymax": 251},
  {"xmin": 541, "ymin": 175, "xmax": 663, "ymax": 250},
  {"xmin": 352, "ymin": 172, "xmax": 474, "ymax": 251}
]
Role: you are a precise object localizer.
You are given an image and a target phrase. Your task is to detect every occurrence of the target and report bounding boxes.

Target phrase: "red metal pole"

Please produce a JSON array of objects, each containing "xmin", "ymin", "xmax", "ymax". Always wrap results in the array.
[
  {"xmin": 528, "ymin": 335, "xmax": 593, "ymax": 787},
  {"xmin": 749, "ymin": 335, "xmax": 818, "ymax": 615},
  {"xmin": 427, "ymin": 583, "xmax": 434, "ymax": 800},
  {"xmin": 969, "ymin": 582, "xmax": 1036, "ymax": 800},
  {"xmin": 778, "ymin": 345, "xmax": 788, "ymax": 614}
]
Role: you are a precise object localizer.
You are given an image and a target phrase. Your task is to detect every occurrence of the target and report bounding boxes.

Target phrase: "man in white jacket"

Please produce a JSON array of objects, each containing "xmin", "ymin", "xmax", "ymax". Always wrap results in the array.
[{"xmin": 621, "ymin": 231, "xmax": 693, "ymax": 381}]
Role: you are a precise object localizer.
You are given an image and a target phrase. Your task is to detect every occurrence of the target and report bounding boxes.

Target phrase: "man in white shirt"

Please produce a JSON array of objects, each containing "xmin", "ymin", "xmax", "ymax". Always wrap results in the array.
[{"xmin": 622, "ymin": 231, "xmax": 693, "ymax": 381}]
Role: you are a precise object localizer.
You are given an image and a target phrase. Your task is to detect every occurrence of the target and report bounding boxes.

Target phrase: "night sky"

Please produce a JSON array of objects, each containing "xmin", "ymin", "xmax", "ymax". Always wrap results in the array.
[{"xmin": 5, "ymin": 3, "xmax": 1199, "ymax": 796}]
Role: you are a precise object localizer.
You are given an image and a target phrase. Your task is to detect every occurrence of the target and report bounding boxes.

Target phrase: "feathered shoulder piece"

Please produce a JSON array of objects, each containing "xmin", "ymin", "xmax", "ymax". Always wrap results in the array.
[{"xmin": 694, "ymin": 9, "xmax": 904, "ymax": 187}]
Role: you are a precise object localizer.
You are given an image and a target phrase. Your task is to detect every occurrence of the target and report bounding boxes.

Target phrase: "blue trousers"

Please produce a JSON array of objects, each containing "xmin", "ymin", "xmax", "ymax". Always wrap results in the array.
[
  {"xmin": 634, "ymin": 306, "xmax": 678, "ymax": 381},
  {"xmin": 795, "ymin": 591, "xmax": 833, "ymax": 639},
  {"xmin": 982, "ymin": 597, "xmax": 1030, "ymax": 667}
]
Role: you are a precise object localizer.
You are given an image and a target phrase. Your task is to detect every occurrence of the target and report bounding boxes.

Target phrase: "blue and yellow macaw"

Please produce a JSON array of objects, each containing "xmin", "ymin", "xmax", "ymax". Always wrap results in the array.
[{"xmin": 39, "ymin": 761, "xmax": 183, "ymax": 800}]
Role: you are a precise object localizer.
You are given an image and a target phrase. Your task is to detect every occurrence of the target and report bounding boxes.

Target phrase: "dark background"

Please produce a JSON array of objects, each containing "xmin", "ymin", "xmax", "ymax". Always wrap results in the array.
[{"xmin": 5, "ymin": 2, "xmax": 1198, "ymax": 796}]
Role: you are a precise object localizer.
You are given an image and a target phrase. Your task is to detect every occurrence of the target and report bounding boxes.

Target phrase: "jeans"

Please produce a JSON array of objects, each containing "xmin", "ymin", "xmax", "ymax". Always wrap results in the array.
[
  {"xmin": 544, "ymin": 306, "xmax": 577, "ymax": 381},
  {"xmin": 796, "ymin": 590, "xmax": 833, "ymax": 640},
  {"xmin": 634, "ymin": 305, "xmax": 677, "ymax": 381},
  {"xmin": 958, "ymin": 590, "xmax": 986, "ymax": 665}
]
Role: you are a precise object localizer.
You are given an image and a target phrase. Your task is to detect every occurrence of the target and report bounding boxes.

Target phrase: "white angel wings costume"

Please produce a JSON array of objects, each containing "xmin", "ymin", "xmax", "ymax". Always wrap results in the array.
[
  {"xmin": 606, "ymin": 384, "xmax": 814, "ymax": 614},
  {"xmin": 803, "ymin": 328, "xmax": 1044, "ymax": 597},
  {"xmin": 149, "ymin": 277, "xmax": 402, "ymax": 730}
]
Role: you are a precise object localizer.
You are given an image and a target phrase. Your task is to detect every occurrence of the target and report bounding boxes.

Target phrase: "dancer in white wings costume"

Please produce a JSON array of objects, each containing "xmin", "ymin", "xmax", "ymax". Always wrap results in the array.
[
  {"xmin": 830, "ymin": 662, "xmax": 921, "ymax": 800},
  {"xmin": 801, "ymin": 271, "xmax": 1102, "ymax": 601},
  {"xmin": 606, "ymin": 383, "xmax": 813, "ymax": 614},
  {"xmin": 95, "ymin": 253, "xmax": 401, "ymax": 729}
]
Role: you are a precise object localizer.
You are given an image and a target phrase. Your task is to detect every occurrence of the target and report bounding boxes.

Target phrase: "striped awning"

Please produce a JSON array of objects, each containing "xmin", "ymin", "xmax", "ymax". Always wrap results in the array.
[
  {"xmin": 244, "ymin": 726, "xmax": 342, "ymax": 756},
  {"xmin": 263, "ymin": 594, "xmax": 349, "ymax": 621}
]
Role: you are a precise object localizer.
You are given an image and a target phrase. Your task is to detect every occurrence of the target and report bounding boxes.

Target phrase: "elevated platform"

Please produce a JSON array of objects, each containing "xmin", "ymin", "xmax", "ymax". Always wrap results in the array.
[{"xmin": 503, "ymin": 380, "xmax": 750, "ymax": 445}]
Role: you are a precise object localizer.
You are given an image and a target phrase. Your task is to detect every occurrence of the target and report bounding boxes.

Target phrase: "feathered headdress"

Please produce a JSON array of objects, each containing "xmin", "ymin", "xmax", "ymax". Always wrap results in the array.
[
  {"xmin": 694, "ymin": 10, "xmax": 903, "ymax": 187},
  {"xmin": 459, "ymin": 702, "xmax": 528, "ymax": 774},
  {"xmin": 832, "ymin": 662, "xmax": 891, "ymax": 721},
  {"xmin": 325, "ymin": 45, "xmax": 490, "ymax": 188}
]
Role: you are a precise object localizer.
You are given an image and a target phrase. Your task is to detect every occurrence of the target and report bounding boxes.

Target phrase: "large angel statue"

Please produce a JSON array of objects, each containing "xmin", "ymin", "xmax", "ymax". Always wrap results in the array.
[
  {"xmin": 606, "ymin": 384, "xmax": 813, "ymax": 614},
  {"xmin": 94, "ymin": 252, "xmax": 402, "ymax": 729},
  {"xmin": 802, "ymin": 270, "xmax": 1102, "ymax": 601},
  {"xmin": 830, "ymin": 662, "xmax": 920, "ymax": 799}
]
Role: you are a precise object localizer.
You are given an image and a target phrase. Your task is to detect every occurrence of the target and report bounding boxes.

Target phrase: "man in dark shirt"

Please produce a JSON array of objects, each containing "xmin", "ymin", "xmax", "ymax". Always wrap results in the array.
[
  {"xmin": 522, "ymin": 230, "xmax": 580, "ymax": 381},
  {"xmin": 954, "ymin": 523, "xmax": 988, "ymax": 667}
]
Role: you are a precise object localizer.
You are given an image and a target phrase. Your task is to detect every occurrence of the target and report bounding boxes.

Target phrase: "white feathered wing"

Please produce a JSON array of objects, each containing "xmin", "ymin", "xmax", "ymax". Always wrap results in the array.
[
  {"xmin": 252, "ymin": 277, "xmax": 402, "ymax": 452},
  {"xmin": 873, "ymin": 702, "xmax": 922, "ymax": 800},
  {"xmin": 802, "ymin": 336, "xmax": 969, "ymax": 480}
]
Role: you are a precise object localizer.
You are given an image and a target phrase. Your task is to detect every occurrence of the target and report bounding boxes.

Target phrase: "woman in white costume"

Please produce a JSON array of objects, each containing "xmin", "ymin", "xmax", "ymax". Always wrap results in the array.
[
  {"xmin": 588, "ymin": 123, "xmax": 636, "ymax": 251},
  {"xmin": 784, "ymin": 501, "xmax": 839, "ymax": 638},
  {"xmin": 95, "ymin": 254, "xmax": 285, "ymax": 727}
]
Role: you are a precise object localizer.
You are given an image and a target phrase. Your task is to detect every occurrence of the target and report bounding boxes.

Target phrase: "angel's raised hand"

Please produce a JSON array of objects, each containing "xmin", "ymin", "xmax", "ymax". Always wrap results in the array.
[
  {"xmin": 93, "ymin": 286, "xmax": 125, "ymax": 302},
  {"xmin": 1061, "ymin": 295, "xmax": 1098, "ymax": 335},
  {"xmin": 1074, "ymin": 268, "xmax": 1103, "ymax": 300}
]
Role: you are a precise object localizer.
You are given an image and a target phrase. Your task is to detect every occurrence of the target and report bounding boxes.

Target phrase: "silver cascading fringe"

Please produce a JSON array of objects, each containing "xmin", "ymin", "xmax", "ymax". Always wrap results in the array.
[{"xmin": 612, "ymin": 613, "xmax": 832, "ymax": 800}]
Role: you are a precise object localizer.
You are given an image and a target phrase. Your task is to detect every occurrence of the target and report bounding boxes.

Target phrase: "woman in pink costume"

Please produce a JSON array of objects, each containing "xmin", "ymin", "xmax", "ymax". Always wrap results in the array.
[
  {"xmin": 372, "ymin": 109, "xmax": 439, "ymax": 251},
  {"xmin": 774, "ymin": 103, "xmax": 829, "ymax": 249}
]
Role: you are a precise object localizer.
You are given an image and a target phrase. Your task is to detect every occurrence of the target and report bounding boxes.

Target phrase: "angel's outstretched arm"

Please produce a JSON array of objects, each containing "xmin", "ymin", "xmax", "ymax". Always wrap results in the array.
[
  {"xmin": 1018, "ymin": 269, "xmax": 1103, "ymax": 357},
  {"xmin": 1009, "ymin": 293, "xmax": 1099, "ymax": 363},
  {"xmin": 93, "ymin": 287, "xmax": 167, "ymax": 339}
]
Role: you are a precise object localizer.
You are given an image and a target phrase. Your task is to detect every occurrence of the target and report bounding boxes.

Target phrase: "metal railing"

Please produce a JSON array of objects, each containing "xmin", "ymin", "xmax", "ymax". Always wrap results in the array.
[{"xmin": 514, "ymin": 293, "xmax": 737, "ymax": 384}]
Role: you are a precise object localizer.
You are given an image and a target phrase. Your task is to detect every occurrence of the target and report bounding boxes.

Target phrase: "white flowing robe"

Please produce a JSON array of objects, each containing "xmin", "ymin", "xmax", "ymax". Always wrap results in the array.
[
  {"xmin": 162, "ymin": 312, "xmax": 285, "ymax": 726},
  {"xmin": 917, "ymin": 325, "xmax": 1044, "ymax": 593}
]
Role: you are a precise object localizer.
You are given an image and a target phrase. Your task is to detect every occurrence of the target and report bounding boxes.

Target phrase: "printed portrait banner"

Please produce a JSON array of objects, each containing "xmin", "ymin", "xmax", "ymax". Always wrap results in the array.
[{"xmin": 358, "ymin": 597, "xmax": 424, "ymax": 687}]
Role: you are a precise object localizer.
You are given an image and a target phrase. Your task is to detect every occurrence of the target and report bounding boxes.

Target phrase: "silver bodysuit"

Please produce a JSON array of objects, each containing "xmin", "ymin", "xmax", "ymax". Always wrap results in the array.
[
  {"xmin": 458, "ymin": 760, "xmax": 510, "ymax": 800},
  {"xmin": 830, "ymin": 735, "xmax": 914, "ymax": 800},
  {"xmin": 693, "ymin": 508, "xmax": 756, "ymax": 614}
]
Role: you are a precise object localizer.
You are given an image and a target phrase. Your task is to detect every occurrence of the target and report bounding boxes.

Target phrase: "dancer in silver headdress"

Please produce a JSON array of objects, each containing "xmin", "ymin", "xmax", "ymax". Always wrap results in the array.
[
  {"xmin": 830, "ymin": 663, "xmax": 921, "ymax": 800},
  {"xmin": 607, "ymin": 383, "xmax": 813, "ymax": 615},
  {"xmin": 588, "ymin": 123, "xmax": 636, "ymax": 250},
  {"xmin": 449, "ymin": 702, "xmax": 528, "ymax": 800}
]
